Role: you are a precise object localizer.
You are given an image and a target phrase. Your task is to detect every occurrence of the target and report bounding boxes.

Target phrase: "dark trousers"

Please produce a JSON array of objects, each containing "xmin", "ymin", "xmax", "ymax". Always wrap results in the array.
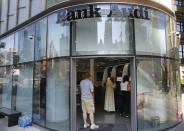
[{"xmin": 120, "ymin": 91, "xmax": 130, "ymax": 115}]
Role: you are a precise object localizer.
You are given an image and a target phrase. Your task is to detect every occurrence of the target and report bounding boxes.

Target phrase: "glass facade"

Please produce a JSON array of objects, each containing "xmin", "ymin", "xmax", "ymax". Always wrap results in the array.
[
  {"xmin": 0, "ymin": 3, "xmax": 181, "ymax": 131},
  {"xmin": 137, "ymin": 58, "xmax": 180, "ymax": 130}
]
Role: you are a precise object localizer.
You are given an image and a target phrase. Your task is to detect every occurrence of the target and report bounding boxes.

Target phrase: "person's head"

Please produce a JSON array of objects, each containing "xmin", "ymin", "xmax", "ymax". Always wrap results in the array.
[
  {"xmin": 110, "ymin": 77, "xmax": 115, "ymax": 84},
  {"xmin": 81, "ymin": 74, "xmax": 85, "ymax": 80},
  {"xmin": 85, "ymin": 72, "xmax": 91, "ymax": 80},
  {"xmin": 123, "ymin": 75, "xmax": 129, "ymax": 83}
]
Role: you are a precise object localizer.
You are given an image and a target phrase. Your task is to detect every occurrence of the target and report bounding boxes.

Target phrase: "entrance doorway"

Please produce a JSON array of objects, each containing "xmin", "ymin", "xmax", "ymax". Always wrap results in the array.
[{"xmin": 74, "ymin": 57, "xmax": 132, "ymax": 131}]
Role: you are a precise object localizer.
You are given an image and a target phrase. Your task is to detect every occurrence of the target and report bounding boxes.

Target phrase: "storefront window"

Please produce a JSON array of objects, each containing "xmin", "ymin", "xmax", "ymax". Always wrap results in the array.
[
  {"xmin": 137, "ymin": 57, "xmax": 180, "ymax": 130},
  {"xmin": 72, "ymin": 17, "xmax": 134, "ymax": 55},
  {"xmin": 135, "ymin": 10, "xmax": 167, "ymax": 56},
  {"xmin": 0, "ymin": 34, "xmax": 14, "ymax": 66},
  {"xmin": 14, "ymin": 64, "xmax": 34, "ymax": 115},
  {"xmin": 33, "ymin": 61, "xmax": 46, "ymax": 126},
  {"xmin": 46, "ymin": 59, "xmax": 69, "ymax": 131},
  {"xmin": 15, "ymin": 24, "xmax": 35, "ymax": 63},
  {"xmin": 35, "ymin": 18, "xmax": 47, "ymax": 60},
  {"xmin": 0, "ymin": 67, "xmax": 12, "ymax": 109},
  {"xmin": 48, "ymin": 13, "xmax": 70, "ymax": 58}
]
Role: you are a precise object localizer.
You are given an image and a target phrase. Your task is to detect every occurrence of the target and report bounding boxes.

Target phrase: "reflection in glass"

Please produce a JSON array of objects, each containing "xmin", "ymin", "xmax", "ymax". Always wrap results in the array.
[
  {"xmin": 8, "ymin": 0, "xmax": 16, "ymax": 30},
  {"xmin": 15, "ymin": 24, "xmax": 35, "ymax": 63},
  {"xmin": 0, "ymin": 67, "xmax": 12, "ymax": 109},
  {"xmin": 18, "ymin": 0, "xmax": 28, "ymax": 24},
  {"xmin": 48, "ymin": 13, "xmax": 70, "ymax": 58},
  {"xmin": 31, "ymin": 0, "xmax": 43, "ymax": 17},
  {"xmin": 166, "ymin": 17, "xmax": 178, "ymax": 58},
  {"xmin": 46, "ymin": 0, "xmax": 66, "ymax": 8},
  {"xmin": 14, "ymin": 64, "xmax": 33, "ymax": 115},
  {"xmin": 46, "ymin": 59, "xmax": 69, "ymax": 131},
  {"xmin": 33, "ymin": 61, "xmax": 47, "ymax": 126},
  {"xmin": 137, "ymin": 57, "xmax": 180, "ymax": 130},
  {"xmin": 135, "ymin": 10, "xmax": 167, "ymax": 56},
  {"xmin": 35, "ymin": 18, "xmax": 47, "ymax": 60},
  {"xmin": 0, "ymin": 34, "xmax": 14, "ymax": 66},
  {"xmin": 72, "ymin": 17, "xmax": 134, "ymax": 55}
]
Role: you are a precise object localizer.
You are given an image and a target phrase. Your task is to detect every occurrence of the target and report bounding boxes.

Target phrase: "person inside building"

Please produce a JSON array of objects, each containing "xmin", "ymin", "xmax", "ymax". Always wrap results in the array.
[
  {"xmin": 120, "ymin": 75, "xmax": 131, "ymax": 117},
  {"xmin": 80, "ymin": 72, "xmax": 99, "ymax": 129},
  {"xmin": 104, "ymin": 77, "xmax": 116, "ymax": 112}
]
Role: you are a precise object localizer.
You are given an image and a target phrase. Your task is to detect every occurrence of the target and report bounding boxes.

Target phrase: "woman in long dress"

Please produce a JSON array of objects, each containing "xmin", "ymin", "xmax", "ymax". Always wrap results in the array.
[{"xmin": 104, "ymin": 77, "xmax": 116, "ymax": 112}]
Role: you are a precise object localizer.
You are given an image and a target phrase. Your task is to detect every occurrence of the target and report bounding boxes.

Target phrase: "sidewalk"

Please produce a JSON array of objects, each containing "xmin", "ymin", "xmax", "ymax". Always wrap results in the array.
[{"xmin": 0, "ymin": 118, "xmax": 50, "ymax": 131}]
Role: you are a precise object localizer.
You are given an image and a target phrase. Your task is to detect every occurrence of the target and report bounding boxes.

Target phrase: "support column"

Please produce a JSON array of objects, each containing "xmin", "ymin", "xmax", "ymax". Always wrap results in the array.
[{"xmin": 90, "ymin": 59, "xmax": 95, "ymax": 83}]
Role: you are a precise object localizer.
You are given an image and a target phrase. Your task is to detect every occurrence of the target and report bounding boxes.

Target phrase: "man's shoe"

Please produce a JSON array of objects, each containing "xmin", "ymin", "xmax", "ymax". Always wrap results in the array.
[
  {"xmin": 90, "ymin": 124, "xmax": 99, "ymax": 129},
  {"xmin": 84, "ymin": 123, "xmax": 90, "ymax": 128}
]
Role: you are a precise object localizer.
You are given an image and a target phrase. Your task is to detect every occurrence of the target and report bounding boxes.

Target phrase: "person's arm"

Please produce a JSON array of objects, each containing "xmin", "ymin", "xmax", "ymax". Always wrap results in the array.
[
  {"xmin": 90, "ymin": 81, "xmax": 94, "ymax": 94},
  {"xmin": 128, "ymin": 82, "xmax": 131, "ymax": 92}
]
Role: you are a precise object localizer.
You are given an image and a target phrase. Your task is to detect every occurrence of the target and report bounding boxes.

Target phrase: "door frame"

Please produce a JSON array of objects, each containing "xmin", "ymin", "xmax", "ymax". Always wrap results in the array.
[{"xmin": 70, "ymin": 56, "xmax": 137, "ymax": 131}]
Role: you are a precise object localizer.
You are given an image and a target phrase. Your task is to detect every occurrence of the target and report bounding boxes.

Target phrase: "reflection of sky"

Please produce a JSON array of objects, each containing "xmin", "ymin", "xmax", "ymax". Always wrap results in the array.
[{"xmin": 48, "ymin": 13, "xmax": 69, "ymax": 51}]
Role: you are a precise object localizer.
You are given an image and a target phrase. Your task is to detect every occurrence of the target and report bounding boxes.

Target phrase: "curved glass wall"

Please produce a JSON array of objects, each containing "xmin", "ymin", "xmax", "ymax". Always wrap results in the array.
[
  {"xmin": 137, "ymin": 57, "xmax": 181, "ymax": 130},
  {"xmin": 0, "ymin": 3, "xmax": 181, "ymax": 131}
]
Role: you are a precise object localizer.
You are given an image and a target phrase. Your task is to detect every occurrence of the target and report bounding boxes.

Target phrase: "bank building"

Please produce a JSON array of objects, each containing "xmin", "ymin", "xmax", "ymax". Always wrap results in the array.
[{"xmin": 0, "ymin": 0, "xmax": 183, "ymax": 131}]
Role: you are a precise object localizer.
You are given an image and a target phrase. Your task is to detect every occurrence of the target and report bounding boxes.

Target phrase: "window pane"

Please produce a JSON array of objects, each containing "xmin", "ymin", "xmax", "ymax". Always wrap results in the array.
[
  {"xmin": 0, "ymin": 34, "xmax": 14, "ymax": 66},
  {"xmin": 33, "ymin": 61, "xmax": 46, "ymax": 126},
  {"xmin": 135, "ymin": 10, "xmax": 167, "ymax": 56},
  {"xmin": 15, "ymin": 24, "xmax": 35, "ymax": 63},
  {"xmin": 0, "ymin": 0, "xmax": 8, "ymax": 34},
  {"xmin": 18, "ymin": 0, "xmax": 27, "ymax": 24},
  {"xmin": 0, "ymin": 67, "xmax": 12, "ymax": 109},
  {"xmin": 31, "ymin": 0, "xmax": 43, "ymax": 17},
  {"xmin": 8, "ymin": 0, "xmax": 16, "ymax": 30},
  {"xmin": 46, "ymin": 59, "xmax": 69, "ymax": 131},
  {"xmin": 48, "ymin": 13, "xmax": 70, "ymax": 58},
  {"xmin": 166, "ymin": 17, "xmax": 178, "ymax": 58},
  {"xmin": 137, "ymin": 57, "xmax": 180, "ymax": 130},
  {"xmin": 35, "ymin": 18, "xmax": 47, "ymax": 60},
  {"xmin": 72, "ymin": 17, "xmax": 134, "ymax": 55},
  {"xmin": 14, "ymin": 64, "xmax": 33, "ymax": 115},
  {"xmin": 46, "ymin": 0, "xmax": 66, "ymax": 8}
]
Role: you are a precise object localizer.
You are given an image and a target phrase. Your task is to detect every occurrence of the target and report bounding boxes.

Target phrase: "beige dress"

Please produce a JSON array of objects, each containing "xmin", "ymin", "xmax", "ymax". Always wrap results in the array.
[{"xmin": 104, "ymin": 80, "xmax": 116, "ymax": 112}]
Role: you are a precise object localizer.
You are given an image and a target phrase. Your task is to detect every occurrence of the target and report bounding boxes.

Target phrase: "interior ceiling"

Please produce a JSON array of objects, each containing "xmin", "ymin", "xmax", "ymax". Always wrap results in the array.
[{"xmin": 76, "ymin": 58, "xmax": 130, "ymax": 70}]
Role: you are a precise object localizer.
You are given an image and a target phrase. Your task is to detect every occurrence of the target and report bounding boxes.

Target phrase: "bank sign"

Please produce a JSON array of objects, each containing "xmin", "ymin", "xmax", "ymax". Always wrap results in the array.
[{"xmin": 56, "ymin": 4, "xmax": 150, "ymax": 23}]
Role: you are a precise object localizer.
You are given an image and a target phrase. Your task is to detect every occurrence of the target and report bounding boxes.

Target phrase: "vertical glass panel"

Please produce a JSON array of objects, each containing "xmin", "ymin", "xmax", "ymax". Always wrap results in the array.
[
  {"xmin": 18, "ymin": 0, "xmax": 27, "ymax": 24},
  {"xmin": 0, "ymin": 34, "xmax": 15, "ymax": 66},
  {"xmin": 35, "ymin": 18, "xmax": 47, "ymax": 60},
  {"xmin": 166, "ymin": 17, "xmax": 178, "ymax": 58},
  {"xmin": 8, "ymin": 0, "xmax": 16, "ymax": 30},
  {"xmin": 15, "ymin": 24, "xmax": 35, "ymax": 63},
  {"xmin": 137, "ymin": 57, "xmax": 180, "ymax": 131},
  {"xmin": 46, "ymin": 0, "xmax": 66, "ymax": 8},
  {"xmin": 46, "ymin": 59, "xmax": 69, "ymax": 131},
  {"xmin": 72, "ymin": 17, "xmax": 134, "ymax": 55},
  {"xmin": 14, "ymin": 64, "xmax": 33, "ymax": 115},
  {"xmin": 0, "ymin": 67, "xmax": 12, "ymax": 109},
  {"xmin": 33, "ymin": 61, "xmax": 46, "ymax": 126},
  {"xmin": 135, "ymin": 10, "xmax": 167, "ymax": 56},
  {"xmin": 48, "ymin": 13, "xmax": 70, "ymax": 58},
  {"xmin": 0, "ymin": 0, "xmax": 8, "ymax": 34},
  {"xmin": 31, "ymin": 0, "xmax": 43, "ymax": 17}
]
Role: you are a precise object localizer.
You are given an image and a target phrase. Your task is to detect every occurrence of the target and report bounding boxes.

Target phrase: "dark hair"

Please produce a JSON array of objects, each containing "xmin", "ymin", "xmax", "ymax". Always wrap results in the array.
[
  {"xmin": 85, "ymin": 72, "xmax": 91, "ymax": 79},
  {"xmin": 123, "ymin": 75, "xmax": 129, "ymax": 83},
  {"xmin": 110, "ymin": 77, "xmax": 115, "ymax": 84}
]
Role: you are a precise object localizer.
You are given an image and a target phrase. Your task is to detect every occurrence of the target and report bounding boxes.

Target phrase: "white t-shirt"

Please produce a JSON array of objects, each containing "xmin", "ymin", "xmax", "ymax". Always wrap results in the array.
[{"xmin": 120, "ymin": 81, "xmax": 129, "ymax": 91}]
